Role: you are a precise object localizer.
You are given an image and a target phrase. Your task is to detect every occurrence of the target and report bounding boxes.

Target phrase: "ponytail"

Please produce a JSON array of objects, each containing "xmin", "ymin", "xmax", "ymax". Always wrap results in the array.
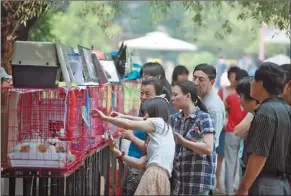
[{"xmin": 195, "ymin": 97, "xmax": 208, "ymax": 113}]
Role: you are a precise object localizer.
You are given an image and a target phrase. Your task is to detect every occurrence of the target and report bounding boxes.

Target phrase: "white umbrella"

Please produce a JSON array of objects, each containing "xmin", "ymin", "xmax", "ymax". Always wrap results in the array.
[
  {"xmin": 264, "ymin": 54, "xmax": 290, "ymax": 65},
  {"xmin": 119, "ymin": 31, "xmax": 197, "ymax": 51},
  {"xmin": 263, "ymin": 28, "xmax": 290, "ymax": 44}
]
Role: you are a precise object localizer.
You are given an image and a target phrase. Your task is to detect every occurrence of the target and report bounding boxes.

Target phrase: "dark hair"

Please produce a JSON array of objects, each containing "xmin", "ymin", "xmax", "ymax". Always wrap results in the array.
[
  {"xmin": 140, "ymin": 62, "xmax": 172, "ymax": 95},
  {"xmin": 194, "ymin": 63, "xmax": 216, "ymax": 80},
  {"xmin": 227, "ymin": 66, "xmax": 241, "ymax": 79},
  {"xmin": 254, "ymin": 62, "xmax": 286, "ymax": 95},
  {"xmin": 236, "ymin": 69, "xmax": 249, "ymax": 82},
  {"xmin": 174, "ymin": 80, "xmax": 208, "ymax": 113},
  {"xmin": 141, "ymin": 97, "xmax": 171, "ymax": 134},
  {"xmin": 281, "ymin": 64, "xmax": 291, "ymax": 84},
  {"xmin": 141, "ymin": 78, "xmax": 163, "ymax": 96},
  {"xmin": 236, "ymin": 76, "xmax": 259, "ymax": 104},
  {"xmin": 171, "ymin": 65, "xmax": 189, "ymax": 86}
]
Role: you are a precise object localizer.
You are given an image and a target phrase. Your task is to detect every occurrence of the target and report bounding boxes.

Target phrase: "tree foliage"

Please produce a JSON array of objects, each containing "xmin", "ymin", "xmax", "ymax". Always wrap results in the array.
[
  {"xmin": 29, "ymin": 2, "xmax": 120, "ymax": 51},
  {"xmin": 149, "ymin": 0, "xmax": 291, "ymax": 36},
  {"xmin": 2, "ymin": 0, "xmax": 290, "ymax": 72},
  {"xmin": 1, "ymin": 1, "xmax": 55, "ymax": 73}
]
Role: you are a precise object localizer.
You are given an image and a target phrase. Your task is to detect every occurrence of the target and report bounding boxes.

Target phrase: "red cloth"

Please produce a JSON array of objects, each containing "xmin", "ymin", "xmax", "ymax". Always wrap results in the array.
[{"xmin": 225, "ymin": 92, "xmax": 247, "ymax": 132}]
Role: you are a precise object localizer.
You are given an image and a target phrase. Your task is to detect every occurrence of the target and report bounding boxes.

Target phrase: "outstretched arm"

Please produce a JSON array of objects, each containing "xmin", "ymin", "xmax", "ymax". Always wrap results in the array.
[
  {"xmin": 91, "ymin": 109, "xmax": 155, "ymax": 133},
  {"xmin": 110, "ymin": 111, "xmax": 144, "ymax": 121}
]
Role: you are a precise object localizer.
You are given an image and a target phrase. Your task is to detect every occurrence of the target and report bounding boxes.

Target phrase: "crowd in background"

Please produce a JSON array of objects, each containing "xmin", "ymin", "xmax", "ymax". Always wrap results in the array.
[
  {"xmin": 1, "ymin": 56, "xmax": 291, "ymax": 195},
  {"xmin": 89, "ymin": 60, "xmax": 291, "ymax": 196}
]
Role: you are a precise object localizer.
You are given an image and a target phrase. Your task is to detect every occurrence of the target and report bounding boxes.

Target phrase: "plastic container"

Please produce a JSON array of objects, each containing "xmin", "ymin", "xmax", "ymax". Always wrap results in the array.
[{"xmin": 12, "ymin": 64, "xmax": 59, "ymax": 88}]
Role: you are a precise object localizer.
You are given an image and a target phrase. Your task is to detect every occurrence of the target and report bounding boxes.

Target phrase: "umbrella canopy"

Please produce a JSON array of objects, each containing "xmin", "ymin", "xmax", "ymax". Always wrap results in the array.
[
  {"xmin": 263, "ymin": 28, "xmax": 290, "ymax": 44},
  {"xmin": 119, "ymin": 31, "xmax": 197, "ymax": 51},
  {"xmin": 264, "ymin": 54, "xmax": 290, "ymax": 65}
]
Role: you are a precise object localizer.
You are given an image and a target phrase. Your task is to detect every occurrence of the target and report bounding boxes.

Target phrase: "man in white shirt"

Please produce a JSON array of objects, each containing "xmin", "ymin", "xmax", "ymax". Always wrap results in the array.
[{"xmin": 193, "ymin": 63, "xmax": 226, "ymax": 194}]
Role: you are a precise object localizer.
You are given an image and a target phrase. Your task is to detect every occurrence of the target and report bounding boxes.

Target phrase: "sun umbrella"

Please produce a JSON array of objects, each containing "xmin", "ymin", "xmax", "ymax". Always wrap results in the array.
[
  {"xmin": 264, "ymin": 54, "xmax": 290, "ymax": 65},
  {"xmin": 119, "ymin": 31, "xmax": 197, "ymax": 51}
]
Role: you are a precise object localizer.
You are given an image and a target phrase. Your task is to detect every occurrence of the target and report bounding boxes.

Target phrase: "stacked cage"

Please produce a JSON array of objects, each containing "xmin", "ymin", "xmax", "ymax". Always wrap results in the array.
[{"xmin": 1, "ymin": 88, "xmax": 86, "ymax": 176}]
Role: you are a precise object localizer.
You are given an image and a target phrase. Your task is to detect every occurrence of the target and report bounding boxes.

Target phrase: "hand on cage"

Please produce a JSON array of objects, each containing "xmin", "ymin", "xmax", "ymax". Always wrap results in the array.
[{"xmin": 90, "ymin": 109, "xmax": 106, "ymax": 120}]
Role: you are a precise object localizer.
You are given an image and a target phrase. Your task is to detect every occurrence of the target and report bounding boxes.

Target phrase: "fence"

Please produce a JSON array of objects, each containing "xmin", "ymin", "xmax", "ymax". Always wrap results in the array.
[{"xmin": 1, "ymin": 80, "xmax": 140, "ymax": 196}]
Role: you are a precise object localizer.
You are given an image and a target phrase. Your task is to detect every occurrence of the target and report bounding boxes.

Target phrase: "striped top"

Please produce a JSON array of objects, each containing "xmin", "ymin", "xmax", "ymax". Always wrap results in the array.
[{"xmin": 243, "ymin": 97, "xmax": 291, "ymax": 175}]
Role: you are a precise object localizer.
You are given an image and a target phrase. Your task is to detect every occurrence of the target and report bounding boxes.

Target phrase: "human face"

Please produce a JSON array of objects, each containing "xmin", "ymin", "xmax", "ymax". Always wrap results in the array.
[
  {"xmin": 177, "ymin": 73, "xmax": 188, "ymax": 82},
  {"xmin": 193, "ymin": 70, "xmax": 213, "ymax": 98},
  {"xmin": 282, "ymin": 81, "xmax": 291, "ymax": 105},
  {"xmin": 228, "ymin": 72, "xmax": 237, "ymax": 87},
  {"xmin": 140, "ymin": 84, "xmax": 156, "ymax": 103},
  {"xmin": 171, "ymin": 85, "xmax": 189, "ymax": 109},
  {"xmin": 239, "ymin": 94, "xmax": 258, "ymax": 113},
  {"xmin": 250, "ymin": 78, "xmax": 262, "ymax": 101}
]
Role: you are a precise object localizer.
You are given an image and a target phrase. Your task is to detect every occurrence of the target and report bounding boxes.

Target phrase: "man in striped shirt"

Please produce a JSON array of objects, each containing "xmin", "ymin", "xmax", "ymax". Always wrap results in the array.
[
  {"xmin": 281, "ymin": 63, "xmax": 291, "ymax": 187},
  {"xmin": 237, "ymin": 62, "xmax": 291, "ymax": 195}
]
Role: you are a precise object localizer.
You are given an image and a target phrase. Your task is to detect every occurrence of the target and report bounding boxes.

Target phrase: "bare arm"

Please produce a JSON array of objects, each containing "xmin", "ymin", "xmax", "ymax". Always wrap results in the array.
[
  {"xmin": 122, "ymin": 130, "xmax": 147, "ymax": 152},
  {"xmin": 113, "ymin": 148, "xmax": 147, "ymax": 169},
  {"xmin": 237, "ymin": 154, "xmax": 267, "ymax": 193},
  {"xmin": 178, "ymin": 133, "xmax": 214, "ymax": 155},
  {"xmin": 123, "ymin": 115, "xmax": 144, "ymax": 121},
  {"xmin": 234, "ymin": 114, "xmax": 253, "ymax": 138},
  {"xmin": 129, "ymin": 135, "xmax": 146, "ymax": 152},
  {"xmin": 110, "ymin": 112, "xmax": 144, "ymax": 121},
  {"xmin": 104, "ymin": 116, "xmax": 155, "ymax": 133}
]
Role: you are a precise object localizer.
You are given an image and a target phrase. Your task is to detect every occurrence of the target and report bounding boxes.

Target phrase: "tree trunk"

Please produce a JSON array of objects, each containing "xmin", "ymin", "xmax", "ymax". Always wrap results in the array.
[{"xmin": 1, "ymin": 3, "xmax": 37, "ymax": 74}]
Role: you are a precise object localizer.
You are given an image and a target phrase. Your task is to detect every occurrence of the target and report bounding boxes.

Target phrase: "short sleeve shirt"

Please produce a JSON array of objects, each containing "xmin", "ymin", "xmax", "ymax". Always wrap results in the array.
[{"xmin": 243, "ymin": 97, "xmax": 291, "ymax": 174}]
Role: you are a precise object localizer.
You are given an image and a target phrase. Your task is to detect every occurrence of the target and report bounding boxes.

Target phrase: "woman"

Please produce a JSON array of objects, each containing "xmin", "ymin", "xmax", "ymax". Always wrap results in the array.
[
  {"xmin": 171, "ymin": 65, "xmax": 189, "ymax": 86},
  {"xmin": 170, "ymin": 80, "xmax": 216, "ymax": 195},
  {"xmin": 120, "ymin": 77, "xmax": 164, "ymax": 196},
  {"xmin": 234, "ymin": 76, "xmax": 260, "ymax": 179},
  {"xmin": 91, "ymin": 97, "xmax": 175, "ymax": 195}
]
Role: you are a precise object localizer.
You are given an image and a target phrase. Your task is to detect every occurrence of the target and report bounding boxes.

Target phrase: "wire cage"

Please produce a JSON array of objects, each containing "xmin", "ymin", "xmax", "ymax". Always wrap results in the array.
[
  {"xmin": 1, "ymin": 88, "xmax": 86, "ymax": 175},
  {"xmin": 88, "ymin": 85, "xmax": 112, "ymax": 151}
]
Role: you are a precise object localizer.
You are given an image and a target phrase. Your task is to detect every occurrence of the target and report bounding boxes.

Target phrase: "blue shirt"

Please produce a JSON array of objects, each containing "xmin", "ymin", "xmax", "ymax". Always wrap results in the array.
[{"xmin": 128, "ymin": 130, "xmax": 147, "ymax": 158}]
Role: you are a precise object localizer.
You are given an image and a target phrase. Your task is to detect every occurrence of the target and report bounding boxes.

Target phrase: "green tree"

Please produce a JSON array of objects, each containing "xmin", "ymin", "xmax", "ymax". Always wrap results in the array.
[
  {"xmin": 2, "ymin": 1, "xmax": 290, "ymax": 73},
  {"xmin": 42, "ymin": 2, "xmax": 120, "ymax": 51},
  {"xmin": 1, "ymin": 1, "xmax": 55, "ymax": 73}
]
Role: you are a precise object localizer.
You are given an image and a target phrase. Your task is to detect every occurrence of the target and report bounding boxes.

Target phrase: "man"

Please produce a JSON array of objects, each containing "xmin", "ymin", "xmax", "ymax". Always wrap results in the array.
[
  {"xmin": 281, "ymin": 64, "xmax": 291, "ymax": 105},
  {"xmin": 280, "ymin": 63, "xmax": 291, "ymax": 187},
  {"xmin": 121, "ymin": 77, "xmax": 164, "ymax": 196},
  {"xmin": 193, "ymin": 64, "xmax": 226, "ymax": 194},
  {"xmin": 237, "ymin": 62, "xmax": 291, "ymax": 195}
]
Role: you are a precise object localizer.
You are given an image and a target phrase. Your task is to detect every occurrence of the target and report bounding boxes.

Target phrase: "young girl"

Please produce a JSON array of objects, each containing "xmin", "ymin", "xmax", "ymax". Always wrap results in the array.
[
  {"xmin": 170, "ymin": 80, "xmax": 216, "ymax": 195},
  {"xmin": 91, "ymin": 97, "xmax": 175, "ymax": 195}
]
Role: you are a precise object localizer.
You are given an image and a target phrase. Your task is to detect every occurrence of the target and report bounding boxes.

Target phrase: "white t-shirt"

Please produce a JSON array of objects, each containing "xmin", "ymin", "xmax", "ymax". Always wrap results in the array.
[{"xmin": 146, "ymin": 118, "xmax": 175, "ymax": 177}]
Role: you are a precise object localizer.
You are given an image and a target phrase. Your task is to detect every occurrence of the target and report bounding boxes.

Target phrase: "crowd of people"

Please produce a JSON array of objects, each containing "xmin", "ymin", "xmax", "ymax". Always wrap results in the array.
[{"xmin": 89, "ymin": 61, "xmax": 291, "ymax": 196}]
